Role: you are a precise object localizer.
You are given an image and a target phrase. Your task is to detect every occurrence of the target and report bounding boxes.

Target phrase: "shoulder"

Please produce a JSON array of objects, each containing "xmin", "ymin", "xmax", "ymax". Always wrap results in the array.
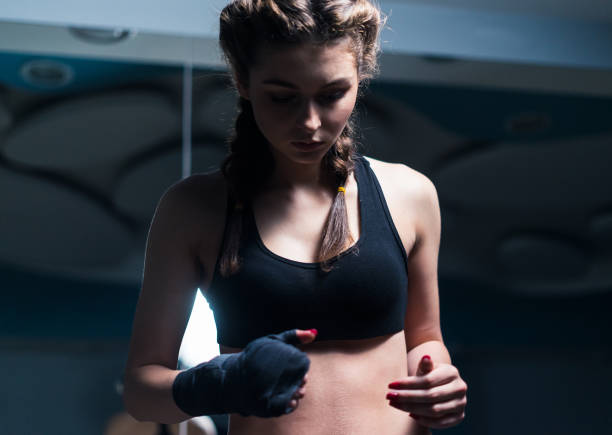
[
  {"xmin": 160, "ymin": 169, "xmax": 225, "ymax": 207},
  {"xmin": 157, "ymin": 169, "xmax": 226, "ymax": 220},
  {"xmin": 152, "ymin": 169, "xmax": 228, "ymax": 250},
  {"xmin": 146, "ymin": 169, "xmax": 229, "ymax": 288},
  {"xmin": 362, "ymin": 155, "xmax": 438, "ymax": 208},
  {"xmin": 362, "ymin": 155, "xmax": 440, "ymax": 251}
]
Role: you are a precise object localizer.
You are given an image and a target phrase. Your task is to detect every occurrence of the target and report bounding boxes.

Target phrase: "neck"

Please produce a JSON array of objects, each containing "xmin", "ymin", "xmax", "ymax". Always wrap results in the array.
[{"xmin": 266, "ymin": 150, "xmax": 335, "ymax": 191}]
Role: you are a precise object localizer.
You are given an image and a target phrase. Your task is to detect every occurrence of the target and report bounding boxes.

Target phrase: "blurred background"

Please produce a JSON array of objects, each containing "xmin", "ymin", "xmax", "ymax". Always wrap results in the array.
[{"xmin": 1, "ymin": 1, "xmax": 611, "ymax": 434}]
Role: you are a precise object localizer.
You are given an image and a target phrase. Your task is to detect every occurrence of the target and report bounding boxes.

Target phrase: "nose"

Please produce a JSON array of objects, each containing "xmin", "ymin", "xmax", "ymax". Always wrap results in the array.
[{"xmin": 296, "ymin": 99, "xmax": 321, "ymax": 132}]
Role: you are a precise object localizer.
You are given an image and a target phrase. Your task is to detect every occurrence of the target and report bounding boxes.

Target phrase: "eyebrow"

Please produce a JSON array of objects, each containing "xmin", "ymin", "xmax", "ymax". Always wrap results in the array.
[{"xmin": 261, "ymin": 78, "xmax": 351, "ymax": 89}]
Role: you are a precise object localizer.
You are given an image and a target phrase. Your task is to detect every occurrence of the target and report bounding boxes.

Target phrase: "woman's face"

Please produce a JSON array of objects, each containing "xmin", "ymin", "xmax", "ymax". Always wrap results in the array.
[{"xmin": 237, "ymin": 38, "xmax": 360, "ymax": 166}]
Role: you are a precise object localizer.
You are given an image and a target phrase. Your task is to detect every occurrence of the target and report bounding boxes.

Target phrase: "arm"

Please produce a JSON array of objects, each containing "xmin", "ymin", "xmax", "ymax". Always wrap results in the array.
[
  {"xmin": 122, "ymin": 174, "xmax": 314, "ymax": 422},
  {"xmin": 402, "ymin": 174, "xmax": 451, "ymax": 374},
  {"xmin": 386, "ymin": 168, "xmax": 467, "ymax": 429},
  {"xmin": 123, "ymin": 175, "xmax": 223, "ymax": 423}
]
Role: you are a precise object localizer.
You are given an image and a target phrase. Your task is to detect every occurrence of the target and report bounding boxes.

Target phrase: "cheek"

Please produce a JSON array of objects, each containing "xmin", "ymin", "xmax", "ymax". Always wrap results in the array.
[
  {"xmin": 250, "ymin": 99, "xmax": 284, "ymax": 140},
  {"xmin": 328, "ymin": 95, "xmax": 358, "ymax": 130}
]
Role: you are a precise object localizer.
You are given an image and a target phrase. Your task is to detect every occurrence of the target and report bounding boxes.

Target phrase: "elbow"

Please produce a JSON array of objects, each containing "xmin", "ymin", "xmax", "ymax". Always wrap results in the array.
[{"xmin": 121, "ymin": 374, "xmax": 146, "ymax": 422}]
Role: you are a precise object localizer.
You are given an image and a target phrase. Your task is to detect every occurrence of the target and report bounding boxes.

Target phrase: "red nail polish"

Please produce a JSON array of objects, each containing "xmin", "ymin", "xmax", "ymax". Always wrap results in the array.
[
  {"xmin": 422, "ymin": 355, "xmax": 431, "ymax": 361},
  {"xmin": 386, "ymin": 392, "xmax": 399, "ymax": 400},
  {"xmin": 388, "ymin": 382, "xmax": 402, "ymax": 388},
  {"xmin": 309, "ymin": 329, "xmax": 318, "ymax": 335}
]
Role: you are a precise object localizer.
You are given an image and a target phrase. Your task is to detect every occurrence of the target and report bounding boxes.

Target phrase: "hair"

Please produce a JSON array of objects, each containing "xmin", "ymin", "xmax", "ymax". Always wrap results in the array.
[{"xmin": 218, "ymin": 0, "xmax": 385, "ymax": 275}]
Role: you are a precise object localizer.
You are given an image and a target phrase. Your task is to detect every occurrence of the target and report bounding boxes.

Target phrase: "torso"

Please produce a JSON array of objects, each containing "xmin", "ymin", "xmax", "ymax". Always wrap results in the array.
[
  {"xmin": 193, "ymin": 156, "xmax": 429, "ymax": 435},
  {"xmin": 220, "ymin": 331, "xmax": 428, "ymax": 435}
]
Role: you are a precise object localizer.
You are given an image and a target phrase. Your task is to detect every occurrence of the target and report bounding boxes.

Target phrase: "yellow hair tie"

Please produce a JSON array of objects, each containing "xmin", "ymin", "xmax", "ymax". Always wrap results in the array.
[{"xmin": 337, "ymin": 186, "xmax": 346, "ymax": 193}]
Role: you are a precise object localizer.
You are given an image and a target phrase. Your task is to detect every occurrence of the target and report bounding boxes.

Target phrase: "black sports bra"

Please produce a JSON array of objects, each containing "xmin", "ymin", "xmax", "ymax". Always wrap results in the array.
[{"xmin": 206, "ymin": 156, "xmax": 408, "ymax": 348}]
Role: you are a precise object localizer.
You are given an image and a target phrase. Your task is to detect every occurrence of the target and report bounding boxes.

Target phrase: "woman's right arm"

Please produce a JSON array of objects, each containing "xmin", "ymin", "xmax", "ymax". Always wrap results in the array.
[{"xmin": 122, "ymin": 174, "xmax": 225, "ymax": 424}]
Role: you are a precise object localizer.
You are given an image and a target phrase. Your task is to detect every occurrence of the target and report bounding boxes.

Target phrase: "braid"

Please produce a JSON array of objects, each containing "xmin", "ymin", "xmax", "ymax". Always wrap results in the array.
[
  {"xmin": 319, "ymin": 112, "xmax": 358, "ymax": 270},
  {"xmin": 219, "ymin": 97, "xmax": 273, "ymax": 276}
]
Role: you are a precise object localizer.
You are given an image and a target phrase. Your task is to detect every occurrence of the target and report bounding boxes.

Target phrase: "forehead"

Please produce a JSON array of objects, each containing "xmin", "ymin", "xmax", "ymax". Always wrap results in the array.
[{"xmin": 249, "ymin": 39, "xmax": 358, "ymax": 87}]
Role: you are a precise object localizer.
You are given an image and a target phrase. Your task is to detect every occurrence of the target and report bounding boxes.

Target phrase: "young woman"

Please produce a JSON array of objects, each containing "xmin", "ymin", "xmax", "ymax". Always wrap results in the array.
[{"xmin": 123, "ymin": 0, "xmax": 467, "ymax": 434}]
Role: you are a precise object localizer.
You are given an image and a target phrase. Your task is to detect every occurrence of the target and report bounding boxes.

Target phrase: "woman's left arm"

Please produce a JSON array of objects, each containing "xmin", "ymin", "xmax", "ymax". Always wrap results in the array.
[{"xmin": 386, "ymin": 169, "xmax": 467, "ymax": 429}]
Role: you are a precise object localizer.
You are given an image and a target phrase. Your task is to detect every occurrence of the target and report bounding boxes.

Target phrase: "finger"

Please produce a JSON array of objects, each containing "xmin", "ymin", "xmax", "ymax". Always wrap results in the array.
[
  {"xmin": 272, "ymin": 329, "xmax": 317, "ymax": 345},
  {"xmin": 388, "ymin": 365, "xmax": 460, "ymax": 390},
  {"xmin": 410, "ymin": 411, "xmax": 465, "ymax": 429},
  {"xmin": 394, "ymin": 396, "xmax": 467, "ymax": 418},
  {"xmin": 387, "ymin": 382, "xmax": 466, "ymax": 404},
  {"xmin": 416, "ymin": 355, "xmax": 434, "ymax": 376},
  {"xmin": 292, "ymin": 385, "xmax": 306, "ymax": 398},
  {"xmin": 272, "ymin": 329, "xmax": 301, "ymax": 345},
  {"xmin": 295, "ymin": 329, "xmax": 318, "ymax": 344},
  {"xmin": 388, "ymin": 398, "xmax": 466, "ymax": 426},
  {"xmin": 387, "ymin": 398, "xmax": 410, "ymax": 413}
]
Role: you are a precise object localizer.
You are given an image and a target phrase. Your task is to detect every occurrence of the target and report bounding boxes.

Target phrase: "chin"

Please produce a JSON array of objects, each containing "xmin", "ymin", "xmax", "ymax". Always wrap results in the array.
[
  {"xmin": 287, "ymin": 145, "xmax": 332, "ymax": 165},
  {"xmin": 269, "ymin": 141, "xmax": 332, "ymax": 166}
]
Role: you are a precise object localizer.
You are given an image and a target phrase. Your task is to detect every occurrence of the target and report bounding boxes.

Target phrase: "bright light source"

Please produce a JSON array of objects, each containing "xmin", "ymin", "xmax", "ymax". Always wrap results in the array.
[{"xmin": 178, "ymin": 289, "xmax": 219, "ymax": 368}]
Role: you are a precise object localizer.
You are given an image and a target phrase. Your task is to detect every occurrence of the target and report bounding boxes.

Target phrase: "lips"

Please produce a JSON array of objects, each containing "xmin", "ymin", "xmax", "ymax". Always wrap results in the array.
[
  {"xmin": 291, "ymin": 140, "xmax": 325, "ymax": 150},
  {"xmin": 293, "ymin": 140, "xmax": 323, "ymax": 145}
]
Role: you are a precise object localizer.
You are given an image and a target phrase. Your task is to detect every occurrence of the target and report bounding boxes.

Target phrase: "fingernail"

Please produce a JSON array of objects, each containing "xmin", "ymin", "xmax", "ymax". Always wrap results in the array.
[
  {"xmin": 422, "ymin": 355, "xmax": 431, "ymax": 361},
  {"xmin": 309, "ymin": 329, "xmax": 318, "ymax": 335},
  {"xmin": 386, "ymin": 392, "xmax": 399, "ymax": 400},
  {"xmin": 388, "ymin": 382, "xmax": 402, "ymax": 388}
]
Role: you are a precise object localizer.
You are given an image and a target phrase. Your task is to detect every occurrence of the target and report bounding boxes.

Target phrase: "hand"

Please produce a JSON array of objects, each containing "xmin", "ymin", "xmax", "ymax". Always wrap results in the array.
[
  {"xmin": 386, "ymin": 355, "xmax": 467, "ymax": 429},
  {"xmin": 287, "ymin": 329, "xmax": 317, "ymax": 411}
]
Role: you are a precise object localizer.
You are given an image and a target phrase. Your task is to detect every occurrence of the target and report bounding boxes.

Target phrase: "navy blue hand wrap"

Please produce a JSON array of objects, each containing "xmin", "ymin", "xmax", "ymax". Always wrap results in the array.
[{"xmin": 172, "ymin": 329, "xmax": 310, "ymax": 418}]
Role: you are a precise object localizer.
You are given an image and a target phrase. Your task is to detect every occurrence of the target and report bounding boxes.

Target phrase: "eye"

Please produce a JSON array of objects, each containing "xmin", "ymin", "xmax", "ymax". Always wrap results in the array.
[
  {"xmin": 319, "ymin": 90, "xmax": 347, "ymax": 104},
  {"xmin": 268, "ymin": 94, "xmax": 296, "ymax": 103}
]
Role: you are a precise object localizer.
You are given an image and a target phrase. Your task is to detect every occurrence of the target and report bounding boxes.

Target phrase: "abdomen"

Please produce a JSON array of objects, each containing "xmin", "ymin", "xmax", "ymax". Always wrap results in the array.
[{"xmin": 226, "ymin": 331, "xmax": 430, "ymax": 435}]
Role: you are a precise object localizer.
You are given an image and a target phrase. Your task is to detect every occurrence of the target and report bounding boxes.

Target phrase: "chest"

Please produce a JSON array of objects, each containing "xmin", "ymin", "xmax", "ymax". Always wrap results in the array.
[
  {"xmin": 207, "ymin": 202, "xmax": 409, "ymax": 348},
  {"xmin": 205, "ymin": 158, "xmax": 413, "ymax": 347},
  {"xmin": 252, "ymin": 178, "xmax": 360, "ymax": 264}
]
